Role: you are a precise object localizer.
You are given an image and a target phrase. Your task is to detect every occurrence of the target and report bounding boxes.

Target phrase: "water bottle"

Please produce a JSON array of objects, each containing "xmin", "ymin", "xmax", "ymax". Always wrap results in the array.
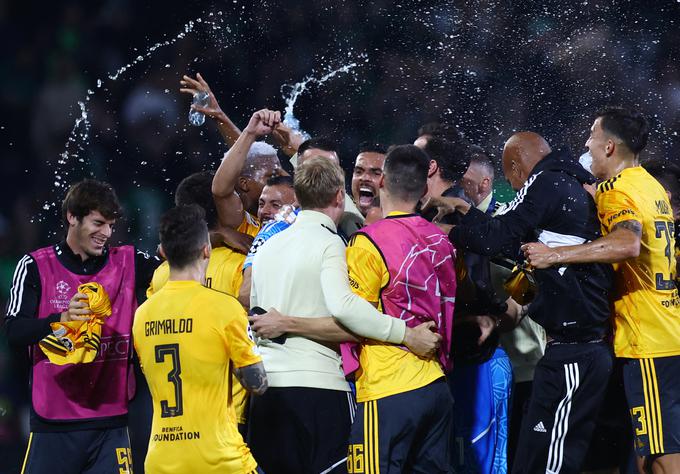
[{"xmin": 188, "ymin": 91, "xmax": 209, "ymax": 126}]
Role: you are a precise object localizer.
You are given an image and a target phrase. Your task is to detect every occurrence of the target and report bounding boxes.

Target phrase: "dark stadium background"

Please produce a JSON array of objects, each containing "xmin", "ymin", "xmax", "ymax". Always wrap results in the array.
[{"xmin": 1, "ymin": 0, "xmax": 679, "ymax": 471}]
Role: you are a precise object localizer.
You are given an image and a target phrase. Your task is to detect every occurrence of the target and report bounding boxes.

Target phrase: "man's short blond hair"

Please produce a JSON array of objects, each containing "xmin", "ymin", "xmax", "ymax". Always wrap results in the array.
[{"xmin": 294, "ymin": 156, "xmax": 345, "ymax": 209}]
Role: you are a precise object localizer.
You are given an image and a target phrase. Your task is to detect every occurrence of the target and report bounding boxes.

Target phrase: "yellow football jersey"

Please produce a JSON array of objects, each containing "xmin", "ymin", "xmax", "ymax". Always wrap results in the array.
[
  {"xmin": 596, "ymin": 166, "xmax": 680, "ymax": 358},
  {"xmin": 675, "ymin": 242, "xmax": 679, "ymax": 289},
  {"xmin": 147, "ymin": 212, "xmax": 261, "ymax": 299},
  {"xmin": 238, "ymin": 210, "xmax": 261, "ymax": 236},
  {"xmin": 148, "ymin": 248, "xmax": 246, "ymax": 299},
  {"xmin": 146, "ymin": 213, "xmax": 261, "ymax": 424},
  {"xmin": 133, "ymin": 280, "xmax": 261, "ymax": 474},
  {"xmin": 347, "ymin": 214, "xmax": 444, "ymax": 403}
]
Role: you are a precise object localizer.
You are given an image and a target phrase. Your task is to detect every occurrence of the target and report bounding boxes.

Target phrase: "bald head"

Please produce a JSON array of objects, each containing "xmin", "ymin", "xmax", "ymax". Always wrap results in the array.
[{"xmin": 502, "ymin": 132, "xmax": 552, "ymax": 190}]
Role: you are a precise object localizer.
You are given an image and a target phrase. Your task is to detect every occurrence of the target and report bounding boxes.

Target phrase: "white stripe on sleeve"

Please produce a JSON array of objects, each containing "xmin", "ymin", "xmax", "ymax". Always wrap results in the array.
[{"xmin": 7, "ymin": 255, "xmax": 32, "ymax": 317}]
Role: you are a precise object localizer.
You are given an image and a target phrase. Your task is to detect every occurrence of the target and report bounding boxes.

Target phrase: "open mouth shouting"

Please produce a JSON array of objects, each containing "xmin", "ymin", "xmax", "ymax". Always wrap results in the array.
[
  {"xmin": 358, "ymin": 186, "xmax": 376, "ymax": 210},
  {"xmin": 352, "ymin": 151, "xmax": 386, "ymax": 216}
]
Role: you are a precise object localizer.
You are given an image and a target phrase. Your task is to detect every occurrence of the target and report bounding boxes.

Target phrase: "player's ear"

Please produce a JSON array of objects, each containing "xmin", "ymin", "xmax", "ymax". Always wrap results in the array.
[
  {"xmin": 202, "ymin": 243, "xmax": 210, "ymax": 259},
  {"xmin": 66, "ymin": 211, "xmax": 78, "ymax": 227},
  {"xmin": 378, "ymin": 174, "xmax": 385, "ymax": 189},
  {"xmin": 237, "ymin": 176, "xmax": 250, "ymax": 193},
  {"xmin": 158, "ymin": 245, "xmax": 167, "ymax": 261},
  {"xmin": 428, "ymin": 160, "xmax": 438, "ymax": 178},
  {"xmin": 335, "ymin": 188, "xmax": 345, "ymax": 207},
  {"xmin": 480, "ymin": 176, "xmax": 491, "ymax": 194},
  {"xmin": 605, "ymin": 139, "xmax": 615, "ymax": 157}
]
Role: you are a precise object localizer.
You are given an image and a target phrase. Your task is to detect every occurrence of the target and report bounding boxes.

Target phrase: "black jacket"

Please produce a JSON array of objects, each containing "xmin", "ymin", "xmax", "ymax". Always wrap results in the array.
[{"xmin": 450, "ymin": 148, "xmax": 614, "ymax": 342}]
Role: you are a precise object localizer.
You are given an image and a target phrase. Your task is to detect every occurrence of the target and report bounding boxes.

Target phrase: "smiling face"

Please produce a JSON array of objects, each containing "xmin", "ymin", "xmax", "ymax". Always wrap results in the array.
[
  {"xmin": 67, "ymin": 210, "xmax": 115, "ymax": 259},
  {"xmin": 351, "ymin": 152, "xmax": 386, "ymax": 216},
  {"xmin": 257, "ymin": 184, "xmax": 297, "ymax": 222}
]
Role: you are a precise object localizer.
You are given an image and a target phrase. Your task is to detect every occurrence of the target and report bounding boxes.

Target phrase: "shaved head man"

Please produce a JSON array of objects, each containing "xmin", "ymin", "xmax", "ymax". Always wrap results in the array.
[
  {"xmin": 501, "ymin": 132, "xmax": 552, "ymax": 191},
  {"xmin": 442, "ymin": 131, "xmax": 614, "ymax": 474}
]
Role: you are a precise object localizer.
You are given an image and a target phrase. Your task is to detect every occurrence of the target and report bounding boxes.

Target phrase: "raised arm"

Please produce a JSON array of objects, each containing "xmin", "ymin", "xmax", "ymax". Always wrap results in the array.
[
  {"xmin": 212, "ymin": 109, "xmax": 280, "ymax": 229},
  {"xmin": 179, "ymin": 73, "xmax": 242, "ymax": 146}
]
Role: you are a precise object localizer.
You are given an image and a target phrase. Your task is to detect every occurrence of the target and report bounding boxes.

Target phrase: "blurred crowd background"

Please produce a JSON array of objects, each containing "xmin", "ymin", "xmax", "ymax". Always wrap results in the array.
[{"xmin": 1, "ymin": 0, "xmax": 679, "ymax": 470}]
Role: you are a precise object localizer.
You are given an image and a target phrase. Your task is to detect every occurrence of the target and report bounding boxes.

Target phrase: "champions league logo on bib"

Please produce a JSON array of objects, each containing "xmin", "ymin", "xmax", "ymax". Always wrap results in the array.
[
  {"xmin": 56, "ymin": 280, "xmax": 70, "ymax": 298},
  {"xmin": 50, "ymin": 280, "xmax": 72, "ymax": 310}
]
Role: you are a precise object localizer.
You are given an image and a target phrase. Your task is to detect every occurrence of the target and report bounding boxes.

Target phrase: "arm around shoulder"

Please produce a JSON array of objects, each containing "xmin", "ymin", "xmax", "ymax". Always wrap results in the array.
[
  {"xmin": 558, "ymin": 220, "xmax": 641, "ymax": 263},
  {"xmin": 320, "ymin": 237, "xmax": 406, "ymax": 344},
  {"xmin": 523, "ymin": 220, "xmax": 641, "ymax": 268}
]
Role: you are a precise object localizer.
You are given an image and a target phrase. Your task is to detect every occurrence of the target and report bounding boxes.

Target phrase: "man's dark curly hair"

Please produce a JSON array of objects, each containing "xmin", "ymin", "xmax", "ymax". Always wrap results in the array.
[{"xmin": 61, "ymin": 179, "xmax": 122, "ymax": 226}]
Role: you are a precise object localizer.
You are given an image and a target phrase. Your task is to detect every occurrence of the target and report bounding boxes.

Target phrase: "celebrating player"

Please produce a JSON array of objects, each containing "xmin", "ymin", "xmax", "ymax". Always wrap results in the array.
[
  {"xmin": 134, "ymin": 204, "xmax": 266, "ymax": 474},
  {"xmin": 5, "ymin": 179, "xmax": 159, "ymax": 473},
  {"xmin": 343, "ymin": 145, "xmax": 457, "ymax": 472},
  {"xmin": 523, "ymin": 107, "xmax": 680, "ymax": 473},
  {"xmin": 247, "ymin": 155, "xmax": 442, "ymax": 473},
  {"xmin": 430, "ymin": 132, "xmax": 615, "ymax": 472}
]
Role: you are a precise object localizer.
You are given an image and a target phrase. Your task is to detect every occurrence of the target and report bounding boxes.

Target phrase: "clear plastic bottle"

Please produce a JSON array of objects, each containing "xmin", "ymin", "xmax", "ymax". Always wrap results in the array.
[{"xmin": 188, "ymin": 91, "xmax": 209, "ymax": 126}]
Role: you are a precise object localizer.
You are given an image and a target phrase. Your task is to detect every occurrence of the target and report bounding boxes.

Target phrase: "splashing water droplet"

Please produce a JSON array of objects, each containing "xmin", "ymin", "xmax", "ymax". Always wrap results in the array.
[
  {"xmin": 36, "ymin": 15, "xmax": 219, "ymax": 220},
  {"xmin": 281, "ymin": 54, "xmax": 368, "ymax": 139}
]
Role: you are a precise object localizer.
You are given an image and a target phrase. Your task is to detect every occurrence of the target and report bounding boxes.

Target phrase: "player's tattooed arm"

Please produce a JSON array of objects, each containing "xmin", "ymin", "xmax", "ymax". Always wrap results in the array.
[
  {"xmin": 612, "ymin": 219, "xmax": 642, "ymax": 236},
  {"xmin": 234, "ymin": 361, "xmax": 268, "ymax": 395},
  {"xmin": 523, "ymin": 218, "xmax": 642, "ymax": 267}
]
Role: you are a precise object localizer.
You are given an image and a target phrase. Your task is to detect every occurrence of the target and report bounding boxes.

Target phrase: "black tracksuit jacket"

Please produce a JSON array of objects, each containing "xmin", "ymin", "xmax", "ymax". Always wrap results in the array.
[{"xmin": 450, "ymin": 148, "xmax": 614, "ymax": 343}]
